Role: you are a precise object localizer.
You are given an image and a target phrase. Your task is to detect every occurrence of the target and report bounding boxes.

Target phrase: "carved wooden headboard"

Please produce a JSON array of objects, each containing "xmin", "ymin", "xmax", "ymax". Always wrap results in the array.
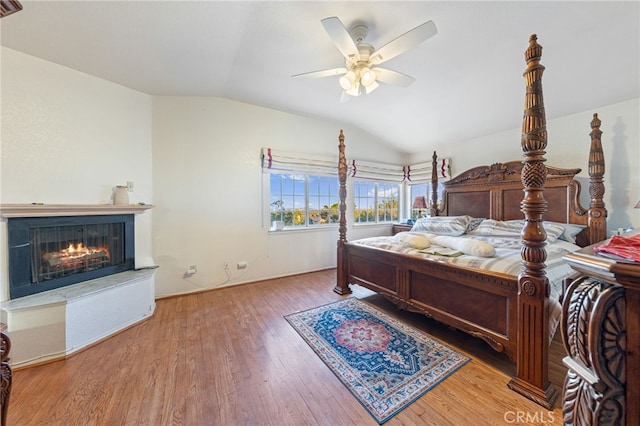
[{"xmin": 432, "ymin": 115, "xmax": 607, "ymax": 246}]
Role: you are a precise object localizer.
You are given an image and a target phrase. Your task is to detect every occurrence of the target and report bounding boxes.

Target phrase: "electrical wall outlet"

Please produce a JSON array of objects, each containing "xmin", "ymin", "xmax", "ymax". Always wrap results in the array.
[
  {"xmin": 186, "ymin": 265, "xmax": 197, "ymax": 275},
  {"xmin": 237, "ymin": 261, "xmax": 248, "ymax": 269},
  {"xmin": 126, "ymin": 181, "xmax": 134, "ymax": 192}
]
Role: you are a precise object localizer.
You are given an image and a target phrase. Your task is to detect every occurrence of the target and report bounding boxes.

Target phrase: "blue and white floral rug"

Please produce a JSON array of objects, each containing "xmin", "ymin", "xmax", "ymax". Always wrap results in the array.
[{"xmin": 285, "ymin": 298, "xmax": 470, "ymax": 424}]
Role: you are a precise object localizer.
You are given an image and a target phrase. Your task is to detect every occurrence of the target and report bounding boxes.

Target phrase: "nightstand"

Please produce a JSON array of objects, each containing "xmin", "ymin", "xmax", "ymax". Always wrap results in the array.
[
  {"xmin": 561, "ymin": 231, "xmax": 640, "ymax": 425},
  {"xmin": 391, "ymin": 224, "xmax": 413, "ymax": 235}
]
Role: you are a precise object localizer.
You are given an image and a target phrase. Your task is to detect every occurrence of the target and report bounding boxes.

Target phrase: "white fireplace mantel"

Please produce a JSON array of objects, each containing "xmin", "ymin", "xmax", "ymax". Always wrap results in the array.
[{"xmin": 0, "ymin": 203, "xmax": 154, "ymax": 218}]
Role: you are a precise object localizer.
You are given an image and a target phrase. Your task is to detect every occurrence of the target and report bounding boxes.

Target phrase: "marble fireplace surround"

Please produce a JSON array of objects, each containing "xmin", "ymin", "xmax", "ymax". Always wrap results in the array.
[{"xmin": 0, "ymin": 204, "xmax": 155, "ymax": 368}]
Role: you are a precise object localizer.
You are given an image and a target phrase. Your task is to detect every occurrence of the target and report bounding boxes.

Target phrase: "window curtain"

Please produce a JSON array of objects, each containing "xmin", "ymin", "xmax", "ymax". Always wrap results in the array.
[
  {"xmin": 404, "ymin": 158, "xmax": 451, "ymax": 182},
  {"xmin": 261, "ymin": 148, "xmax": 337, "ymax": 175},
  {"xmin": 437, "ymin": 158, "xmax": 452, "ymax": 179},
  {"xmin": 348, "ymin": 159, "xmax": 405, "ymax": 182},
  {"xmin": 261, "ymin": 148, "xmax": 451, "ymax": 182}
]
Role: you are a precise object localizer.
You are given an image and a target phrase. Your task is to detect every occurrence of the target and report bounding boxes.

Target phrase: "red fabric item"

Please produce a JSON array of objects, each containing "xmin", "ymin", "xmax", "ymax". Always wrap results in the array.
[{"xmin": 594, "ymin": 233, "xmax": 640, "ymax": 262}]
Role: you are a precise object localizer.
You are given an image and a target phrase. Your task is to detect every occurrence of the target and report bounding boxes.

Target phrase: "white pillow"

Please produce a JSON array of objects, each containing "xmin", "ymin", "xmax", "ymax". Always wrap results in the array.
[
  {"xmin": 430, "ymin": 235, "xmax": 496, "ymax": 257},
  {"xmin": 467, "ymin": 219, "xmax": 565, "ymax": 244},
  {"xmin": 411, "ymin": 215, "xmax": 471, "ymax": 236},
  {"xmin": 467, "ymin": 219, "xmax": 522, "ymax": 237},
  {"xmin": 395, "ymin": 232, "xmax": 431, "ymax": 249},
  {"xmin": 546, "ymin": 221, "xmax": 586, "ymax": 244}
]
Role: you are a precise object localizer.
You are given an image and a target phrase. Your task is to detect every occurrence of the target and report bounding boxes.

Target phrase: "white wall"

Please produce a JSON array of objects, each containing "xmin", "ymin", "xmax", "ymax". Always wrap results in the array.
[
  {"xmin": 0, "ymin": 47, "xmax": 154, "ymax": 301},
  {"xmin": 151, "ymin": 96, "xmax": 406, "ymax": 297},
  {"xmin": 410, "ymin": 99, "xmax": 640, "ymax": 232}
]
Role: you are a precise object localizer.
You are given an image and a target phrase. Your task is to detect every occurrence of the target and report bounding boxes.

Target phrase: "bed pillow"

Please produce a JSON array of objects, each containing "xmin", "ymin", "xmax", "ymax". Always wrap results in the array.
[
  {"xmin": 410, "ymin": 215, "xmax": 471, "ymax": 236},
  {"xmin": 467, "ymin": 219, "xmax": 565, "ymax": 243},
  {"xmin": 430, "ymin": 235, "xmax": 496, "ymax": 257},
  {"xmin": 466, "ymin": 217, "xmax": 486, "ymax": 233},
  {"xmin": 394, "ymin": 232, "xmax": 431, "ymax": 249},
  {"xmin": 467, "ymin": 219, "xmax": 522, "ymax": 237},
  {"xmin": 543, "ymin": 222, "xmax": 567, "ymax": 243},
  {"xmin": 546, "ymin": 221, "xmax": 586, "ymax": 244}
]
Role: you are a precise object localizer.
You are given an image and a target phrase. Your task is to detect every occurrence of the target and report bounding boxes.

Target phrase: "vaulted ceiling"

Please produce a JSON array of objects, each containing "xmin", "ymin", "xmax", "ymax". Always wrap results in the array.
[{"xmin": 1, "ymin": 1, "xmax": 638, "ymax": 154}]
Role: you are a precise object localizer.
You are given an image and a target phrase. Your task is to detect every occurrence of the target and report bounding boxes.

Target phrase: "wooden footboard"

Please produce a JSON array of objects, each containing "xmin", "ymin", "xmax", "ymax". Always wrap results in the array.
[{"xmin": 347, "ymin": 244, "xmax": 518, "ymax": 357}]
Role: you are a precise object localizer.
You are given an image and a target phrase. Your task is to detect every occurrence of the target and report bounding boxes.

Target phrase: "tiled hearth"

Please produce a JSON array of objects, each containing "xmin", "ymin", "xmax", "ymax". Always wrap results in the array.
[{"xmin": 0, "ymin": 204, "xmax": 155, "ymax": 368}]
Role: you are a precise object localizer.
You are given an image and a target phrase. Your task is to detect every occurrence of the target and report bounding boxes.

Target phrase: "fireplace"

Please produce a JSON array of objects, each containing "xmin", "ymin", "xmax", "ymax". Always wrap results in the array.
[{"xmin": 7, "ymin": 214, "xmax": 135, "ymax": 299}]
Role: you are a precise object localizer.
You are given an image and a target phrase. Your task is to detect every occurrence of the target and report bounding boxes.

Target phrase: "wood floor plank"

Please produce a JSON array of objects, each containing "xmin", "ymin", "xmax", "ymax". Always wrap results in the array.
[{"xmin": 7, "ymin": 269, "xmax": 566, "ymax": 425}]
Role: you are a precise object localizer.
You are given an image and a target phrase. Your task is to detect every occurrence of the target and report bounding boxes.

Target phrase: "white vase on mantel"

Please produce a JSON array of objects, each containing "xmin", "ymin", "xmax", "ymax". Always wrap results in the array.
[{"xmin": 114, "ymin": 185, "xmax": 129, "ymax": 206}]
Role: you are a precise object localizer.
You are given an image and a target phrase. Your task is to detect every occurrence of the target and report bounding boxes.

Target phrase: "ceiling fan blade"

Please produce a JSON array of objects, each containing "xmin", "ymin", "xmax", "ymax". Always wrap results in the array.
[
  {"xmin": 321, "ymin": 17, "xmax": 360, "ymax": 61},
  {"xmin": 374, "ymin": 68, "xmax": 416, "ymax": 87},
  {"xmin": 369, "ymin": 20, "xmax": 437, "ymax": 65},
  {"xmin": 339, "ymin": 91, "xmax": 352, "ymax": 103},
  {"xmin": 292, "ymin": 68, "xmax": 347, "ymax": 79}
]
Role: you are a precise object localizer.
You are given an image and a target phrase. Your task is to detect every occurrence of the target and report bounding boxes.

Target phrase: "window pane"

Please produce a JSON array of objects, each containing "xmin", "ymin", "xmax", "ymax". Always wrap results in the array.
[
  {"xmin": 353, "ymin": 180, "xmax": 400, "ymax": 224},
  {"xmin": 270, "ymin": 174, "xmax": 285, "ymax": 222},
  {"xmin": 310, "ymin": 175, "xmax": 339, "ymax": 225},
  {"xmin": 353, "ymin": 180, "xmax": 376, "ymax": 223},
  {"xmin": 269, "ymin": 173, "xmax": 339, "ymax": 228},
  {"xmin": 377, "ymin": 182, "xmax": 399, "ymax": 222}
]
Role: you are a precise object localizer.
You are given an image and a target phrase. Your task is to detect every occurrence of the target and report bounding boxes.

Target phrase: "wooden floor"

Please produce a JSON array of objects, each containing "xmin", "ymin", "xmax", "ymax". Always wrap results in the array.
[{"xmin": 8, "ymin": 269, "xmax": 567, "ymax": 425}]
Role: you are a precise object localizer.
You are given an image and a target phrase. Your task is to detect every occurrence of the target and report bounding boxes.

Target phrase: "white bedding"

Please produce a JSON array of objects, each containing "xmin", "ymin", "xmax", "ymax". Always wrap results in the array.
[{"xmin": 351, "ymin": 229, "xmax": 580, "ymax": 341}]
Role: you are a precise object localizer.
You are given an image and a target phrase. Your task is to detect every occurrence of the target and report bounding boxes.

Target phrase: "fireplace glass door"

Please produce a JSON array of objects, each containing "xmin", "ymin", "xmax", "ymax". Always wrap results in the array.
[
  {"xmin": 8, "ymin": 215, "xmax": 135, "ymax": 299},
  {"xmin": 31, "ymin": 223, "xmax": 124, "ymax": 282}
]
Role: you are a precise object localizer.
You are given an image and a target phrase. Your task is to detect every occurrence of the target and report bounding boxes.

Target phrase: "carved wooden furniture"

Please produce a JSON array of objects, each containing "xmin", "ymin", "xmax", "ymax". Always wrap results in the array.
[
  {"xmin": 334, "ymin": 35, "xmax": 607, "ymax": 409},
  {"xmin": 391, "ymin": 224, "xmax": 413, "ymax": 235},
  {"xmin": 0, "ymin": 0, "xmax": 23, "ymax": 18},
  {"xmin": 561, "ymin": 232, "xmax": 639, "ymax": 425},
  {"xmin": 0, "ymin": 329, "xmax": 11, "ymax": 426}
]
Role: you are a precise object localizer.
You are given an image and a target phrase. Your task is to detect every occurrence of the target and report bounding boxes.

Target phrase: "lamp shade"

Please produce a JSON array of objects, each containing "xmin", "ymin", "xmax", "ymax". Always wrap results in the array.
[
  {"xmin": 364, "ymin": 80, "xmax": 379, "ymax": 94},
  {"xmin": 412, "ymin": 196, "xmax": 427, "ymax": 209},
  {"xmin": 345, "ymin": 81, "xmax": 361, "ymax": 97},
  {"xmin": 339, "ymin": 71, "xmax": 356, "ymax": 90},
  {"xmin": 360, "ymin": 67, "xmax": 375, "ymax": 86}
]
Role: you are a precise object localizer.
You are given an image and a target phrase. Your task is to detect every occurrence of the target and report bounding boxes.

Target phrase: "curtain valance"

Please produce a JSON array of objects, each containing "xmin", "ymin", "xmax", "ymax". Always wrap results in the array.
[
  {"xmin": 262, "ymin": 147, "xmax": 451, "ymax": 182},
  {"xmin": 261, "ymin": 148, "xmax": 337, "ymax": 175},
  {"xmin": 404, "ymin": 158, "xmax": 451, "ymax": 182},
  {"xmin": 348, "ymin": 159, "xmax": 406, "ymax": 182}
]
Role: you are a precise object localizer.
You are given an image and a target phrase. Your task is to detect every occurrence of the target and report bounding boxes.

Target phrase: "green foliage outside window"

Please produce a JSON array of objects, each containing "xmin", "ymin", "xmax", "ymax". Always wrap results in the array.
[
  {"xmin": 270, "ymin": 174, "xmax": 339, "ymax": 228},
  {"xmin": 353, "ymin": 180, "xmax": 399, "ymax": 224}
]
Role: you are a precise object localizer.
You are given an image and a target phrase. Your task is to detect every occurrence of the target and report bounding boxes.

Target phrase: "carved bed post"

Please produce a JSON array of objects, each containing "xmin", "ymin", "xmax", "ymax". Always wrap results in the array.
[
  {"xmin": 1, "ymin": 331, "xmax": 11, "ymax": 426},
  {"xmin": 587, "ymin": 113, "xmax": 607, "ymax": 244},
  {"xmin": 430, "ymin": 151, "xmax": 440, "ymax": 217},
  {"xmin": 507, "ymin": 34, "xmax": 560, "ymax": 409},
  {"xmin": 334, "ymin": 130, "xmax": 352, "ymax": 295}
]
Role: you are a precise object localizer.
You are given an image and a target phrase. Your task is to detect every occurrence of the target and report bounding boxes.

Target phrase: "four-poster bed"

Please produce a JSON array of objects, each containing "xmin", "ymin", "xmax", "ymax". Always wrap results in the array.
[{"xmin": 333, "ymin": 35, "xmax": 607, "ymax": 409}]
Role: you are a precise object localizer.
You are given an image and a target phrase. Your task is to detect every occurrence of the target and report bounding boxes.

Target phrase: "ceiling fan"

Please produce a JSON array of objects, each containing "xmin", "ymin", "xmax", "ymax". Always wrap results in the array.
[{"xmin": 293, "ymin": 16, "xmax": 437, "ymax": 101}]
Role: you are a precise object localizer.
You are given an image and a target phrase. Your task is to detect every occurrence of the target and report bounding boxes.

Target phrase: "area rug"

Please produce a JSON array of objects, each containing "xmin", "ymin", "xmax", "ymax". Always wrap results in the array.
[{"xmin": 285, "ymin": 298, "xmax": 470, "ymax": 424}]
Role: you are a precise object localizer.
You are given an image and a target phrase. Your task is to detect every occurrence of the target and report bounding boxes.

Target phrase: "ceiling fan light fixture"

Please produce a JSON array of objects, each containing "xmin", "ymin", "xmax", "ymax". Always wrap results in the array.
[
  {"xmin": 297, "ymin": 17, "xmax": 438, "ymax": 101},
  {"xmin": 364, "ymin": 80, "xmax": 379, "ymax": 94},
  {"xmin": 360, "ymin": 66, "xmax": 376, "ymax": 87},
  {"xmin": 339, "ymin": 70, "xmax": 356, "ymax": 90},
  {"xmin": 345, "ymin": 81, "xmax": 360, "ymax": 97}
]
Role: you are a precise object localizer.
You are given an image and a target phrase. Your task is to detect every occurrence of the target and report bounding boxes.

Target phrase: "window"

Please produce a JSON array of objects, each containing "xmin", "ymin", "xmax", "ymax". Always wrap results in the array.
[
  {"xmin": 263, "ymin": 147, "xmax": 339, "ymax": 230},
  {"xmin": 269, "ymin": 173, "xmax": 339, "ymax": 228},
  {"xmin": 262, "ymin": 148, "xmax": 445, "ymax": 228},
  {"xmin": 353, "ymin": 180, "xmax": 400, "ymax": 224}
]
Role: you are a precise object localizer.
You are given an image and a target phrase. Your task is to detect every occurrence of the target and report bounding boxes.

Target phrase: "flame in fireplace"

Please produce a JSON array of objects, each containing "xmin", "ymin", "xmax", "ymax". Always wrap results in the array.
[
  {"xmin": 67, "ymin": 242, "xmax": 86, "ymax": 254},
  {"xmin": 42, "ymin": 243, "xmax": 111, "ymax": 272},
  {"xmin": 60, "ymin": 242, "xmax": 109, "ymax": 259},
  {"xmin": 64, "ymin": 242, "xmax": 103, "ymax": 257}
]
